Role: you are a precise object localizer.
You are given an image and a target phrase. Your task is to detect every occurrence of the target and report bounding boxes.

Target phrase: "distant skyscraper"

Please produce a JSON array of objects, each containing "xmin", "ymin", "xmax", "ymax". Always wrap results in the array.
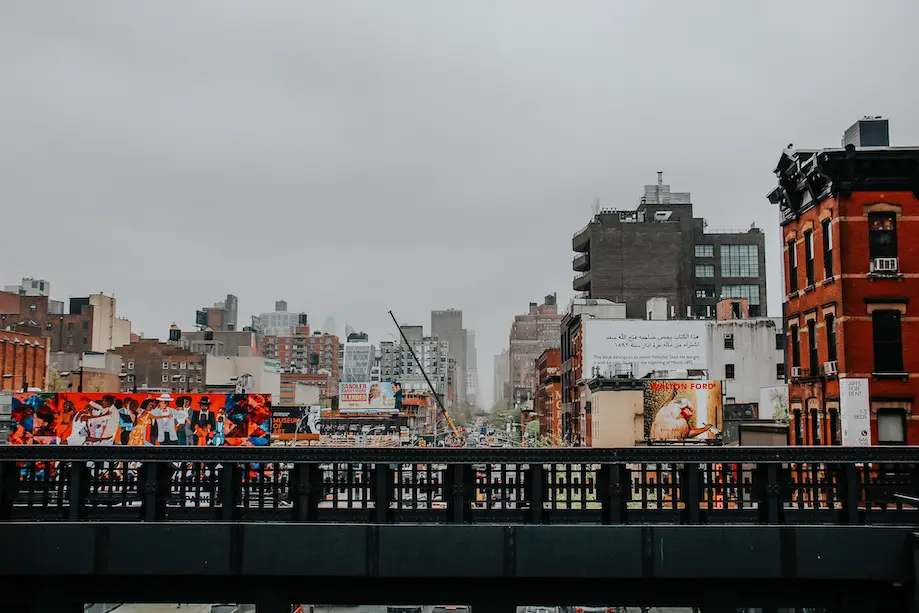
[
  {"xmin": 493, "ymin": 349, "xmax": 509, "ymax": 409},
  {"xmin": 466, "ymin": 330, "xmax": 478, "ymax": 407},
  {"xmin": 321, "ymin": 317, "xmax": 337, "ymax": 336},
  {"xmin": 432, "ymin": 309, "xmax": 466, "ymax": 405}
]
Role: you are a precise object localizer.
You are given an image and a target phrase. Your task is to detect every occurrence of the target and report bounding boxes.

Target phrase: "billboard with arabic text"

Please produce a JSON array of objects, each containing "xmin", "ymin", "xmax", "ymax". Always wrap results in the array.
[{"xmin": 582, "ymin": 319, "xmax": 708, "ymax": 379}]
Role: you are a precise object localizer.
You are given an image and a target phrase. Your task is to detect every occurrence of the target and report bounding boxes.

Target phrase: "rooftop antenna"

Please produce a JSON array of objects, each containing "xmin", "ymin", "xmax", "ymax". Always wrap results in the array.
[{"xmin": 592, "ymin": 197, "xmax": 600, "ymax": 216}]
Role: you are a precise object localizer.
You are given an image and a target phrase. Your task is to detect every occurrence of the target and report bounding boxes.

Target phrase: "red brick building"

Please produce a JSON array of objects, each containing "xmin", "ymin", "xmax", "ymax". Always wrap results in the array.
[
  {"xmin": 0, "ymin": 330, "xmax": 49, "ymax": 391},
  {"xmin": 0, "ymin": 291, "xmax": 96, "ymax": 353},
  {"xmin": 769, "ymin": 142, "xmax": 919, "ymax": 445},
  {"xmin": 113, "ymin": 339, "xmax": 206, "ymax": 394},
  {"xmin": 534, "ymin": 348, "xmax": 562, "ymax": 445}
]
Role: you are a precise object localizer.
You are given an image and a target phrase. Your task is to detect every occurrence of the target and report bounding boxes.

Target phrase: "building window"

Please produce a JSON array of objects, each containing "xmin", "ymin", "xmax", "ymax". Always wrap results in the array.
[
  {"xmin": 180, "ymin": 361, "xmax": 187, "ymax": 369},
  {"xmin": 695, "ymin": 244, "xmax": 714, "ymax": 258},
  {"xmin": 721, "ymin": 285, "xmax": 760, "ymax": 310},
  {"xmin": 695, "ymin": 286, "xmax": 716, "ymax": 299},
  {"xmin": 776, "ymin": 363, "xmax": 785, "ymax": 379},
  {"xmin": 775, "ymin": 332, "xmax": 784, "ymax": 350},
  {"xmin": 162, "ymin": 361, "xmax": 169, "ymax": 369},
  {"xmin": 725, "ymin": 364, "xmax": 735, "ymax": 379},
  {"xmin": 127, "ymin": 361, "xmax": 134, "ymax": 370},
  {"xmin": 695, "ymin": 264, "xmax": 714, "ymax": 278},
  {"xmin": 807, "ymin": 320, "xmax": 818, "ymax": 375},
  {"xmin": 721, "ymin": 244, "xmax": 759, "ymax": 277},
  {"xmin": 787, "ymin": 240, "xmax": 798, "ymax": 293},
  {"xmin": 180, "ymin": 376, "xmax": 186, "ymax": 383},
  {"xmin": 161, "ymin": 375, "xmax": 168, "ymax": 383},
  {"xmin": 872, "ymin": 310, "xmax": 904, "ymax": 373},
  {"xmin": 793, "ymin": 410, "xmax": 804, "ymax": 445},
  {"xmin": 693, "ymin": 305, "xmax": 713, "ymax": 318},
  {"xmin": 804, "ymin": 231, "xmax": 815, "ymax": 287},
  {"xmin": 67, "ymin": 336, "xmax": 73, "ymax": 347},
  {"xmin": 825, "ymin": 314, "xmax": 837, "ymax": 363},
  {"xmin": 790, "ymin": 325, "xmax": 800, "ymax": 368},
  {"xmin": 868, "ymin": 213, "xmax": 897, "ymax": 260},
  {"xmin": 829, "ymin": 409, "xmax": 841, "ymax": 446},
  {"xmin": 877, "ymin": 409, "xmax": 906, "ymax": 444},
  {"xmin": 723, "ymin": 334, "xmax": 734, "ymax": 349},
  {"xmin": 810, "ymin": 408, "xmax": 821, "ymax": 445},
  {"xmin": 171, "ymin": 362, "xmax": 178, "ymax": 369},
  {"xmin": 822, "ymin": 218, "xmax": 834, "ymax": 279}
]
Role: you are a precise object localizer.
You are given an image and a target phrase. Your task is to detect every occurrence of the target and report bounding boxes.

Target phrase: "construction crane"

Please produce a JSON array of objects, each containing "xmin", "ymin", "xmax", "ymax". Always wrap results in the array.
[{"xmin": 388, "ymin": 310, "xmax": 464, "ymax": 444}]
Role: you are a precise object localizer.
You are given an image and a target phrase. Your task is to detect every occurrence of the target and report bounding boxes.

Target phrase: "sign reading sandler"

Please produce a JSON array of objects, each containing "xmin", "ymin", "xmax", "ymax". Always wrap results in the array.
[{"xmin": 338, "ymin": 382, "xmax": 402, "ymax": 413}]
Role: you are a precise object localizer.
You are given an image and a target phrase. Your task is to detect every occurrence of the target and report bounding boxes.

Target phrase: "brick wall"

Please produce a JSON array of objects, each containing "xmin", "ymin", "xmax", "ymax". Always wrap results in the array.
[
  {"xmin": 0, "ymin": 331, "xmax": 48, "ymax": 391},
  {"xmin": 784, "ymin": 190, "xmax": 919, "ymax": 445}
]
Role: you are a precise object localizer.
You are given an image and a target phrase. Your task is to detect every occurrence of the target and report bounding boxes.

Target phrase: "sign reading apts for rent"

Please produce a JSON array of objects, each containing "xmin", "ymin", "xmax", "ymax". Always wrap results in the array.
[{"xmin": 840, "ymin": 378, "xmax": 871, "ymax": 447}]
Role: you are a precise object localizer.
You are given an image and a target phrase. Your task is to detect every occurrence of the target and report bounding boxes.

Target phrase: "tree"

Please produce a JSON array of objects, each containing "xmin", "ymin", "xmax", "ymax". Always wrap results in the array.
[
  {"xmin": 45, "ymin": 365, "xmax": 69, "ymax": 393},
  {"xmin": 82, "ymin": 373, "xmax": 109, "ymax": 393},
  {"xmin": 525, "ymin": 419, "xmax": 539, "ymax": 438}
]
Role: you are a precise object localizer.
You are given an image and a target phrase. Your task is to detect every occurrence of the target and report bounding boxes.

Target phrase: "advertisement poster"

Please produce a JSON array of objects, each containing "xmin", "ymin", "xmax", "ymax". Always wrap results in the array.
[
  {"xmin": 583, "ymin": 319, "xmax": 708, "ymax": 379},
  {"xmin": 643, "ymin": 380, "xmax": 722, "ymax": 443},
  {"xmin": 271, "ymin": 406, "xmax": 322, "ymax": 442},
  {"xmin": 338, "ymin": 382, "xmax": 402, "ymax": 413},
  {"xmin": 758, "ymin": 385, "xmax": 789, "ymax": 422},
  {"xmin": 8, "ymin": 392, "xmax": 271, "ymax": 446},
  {"xmin": 839, "ymin": 378, "xmax": 871, "ymax": 447}
]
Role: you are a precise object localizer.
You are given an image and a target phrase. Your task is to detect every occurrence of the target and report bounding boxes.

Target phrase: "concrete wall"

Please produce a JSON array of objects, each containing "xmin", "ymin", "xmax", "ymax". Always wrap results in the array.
[
  {"xmin": 707, "ymin": 317, "xmax": 784, "ymax": 405},
  {"xmin": 205, "ymin": 355, "xmax": 281, "ymax": 397},
  {"xmin": 589, "ymin": 389, "xmax": 643, "ymax": 447}
]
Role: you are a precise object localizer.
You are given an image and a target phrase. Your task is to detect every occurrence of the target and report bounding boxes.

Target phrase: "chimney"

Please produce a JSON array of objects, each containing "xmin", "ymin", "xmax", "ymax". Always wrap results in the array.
[{"xmin": 657, "ymin": 171, "xmax": 663, "ymax": 189}]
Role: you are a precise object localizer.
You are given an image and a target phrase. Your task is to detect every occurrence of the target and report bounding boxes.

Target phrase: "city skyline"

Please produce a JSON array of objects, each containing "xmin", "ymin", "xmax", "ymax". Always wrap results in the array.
[{"xmin": 2, "ymin": 2, "xmax": 919, "ymax": 409}]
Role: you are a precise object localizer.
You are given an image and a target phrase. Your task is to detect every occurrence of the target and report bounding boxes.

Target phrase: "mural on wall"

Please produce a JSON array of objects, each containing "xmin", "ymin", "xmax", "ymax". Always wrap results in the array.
[
  {"xmin": 643, "ymin": 380, "xmax": 723, "ymax": 443},
  {"xmin": 8, "ymin": 392, "xmax": 272, "ymax": 446}
]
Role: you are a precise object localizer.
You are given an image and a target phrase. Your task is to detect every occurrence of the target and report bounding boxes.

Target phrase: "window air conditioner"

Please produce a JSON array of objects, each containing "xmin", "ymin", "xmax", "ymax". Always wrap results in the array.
[
  {"xmin": 824, "ymin": 360, "xmax": 838, "ymax": 376},
  {"xmin": 791, "ymin": 366, "xmax": 802, "ymax": 378},
  {"xmin": 870, "ymin": 257, "xmax": 898, "ymax": 273}
]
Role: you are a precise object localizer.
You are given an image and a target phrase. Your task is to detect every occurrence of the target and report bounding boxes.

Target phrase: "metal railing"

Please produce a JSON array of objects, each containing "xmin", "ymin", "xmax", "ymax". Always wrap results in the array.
[{"xmin": 1, "ymin": 446, "xmax": 918, "ymax": 525}]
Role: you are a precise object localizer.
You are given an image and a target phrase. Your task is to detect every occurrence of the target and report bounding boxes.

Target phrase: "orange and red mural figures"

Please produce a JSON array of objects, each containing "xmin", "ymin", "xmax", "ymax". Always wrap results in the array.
[{"xmin": 8, "ymin": 392, "xmax": 272, "ymax": 446}]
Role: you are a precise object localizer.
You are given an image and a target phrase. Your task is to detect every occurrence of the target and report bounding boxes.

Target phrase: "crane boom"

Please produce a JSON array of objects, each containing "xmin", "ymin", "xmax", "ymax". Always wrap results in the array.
[{"xmin": 387, "ymin": 310, "xmax": 464, "ymax": 443}]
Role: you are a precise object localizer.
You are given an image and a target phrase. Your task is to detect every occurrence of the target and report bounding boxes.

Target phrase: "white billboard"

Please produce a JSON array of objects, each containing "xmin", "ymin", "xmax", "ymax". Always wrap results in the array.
[
  {"xmin": 758, "ymin": 385, "xmax": 789, "ymax": 422},
  {"xmin": 840, "ymin": 378, "xmax": 871, "ymax": 447},
  {"xmin": 582, "ymin": 319, "xmax": 708, "ymax": 379}
]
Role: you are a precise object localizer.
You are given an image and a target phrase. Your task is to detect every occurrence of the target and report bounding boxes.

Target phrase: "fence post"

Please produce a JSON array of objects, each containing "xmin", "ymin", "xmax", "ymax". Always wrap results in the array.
[
  {"xmin": 445, "ymin": 463, "xmax": 472, "ymax": 524},
  {"xmin": 218, "ymin": 462, "xmax": 241, "ymax": 521},
  {"xmin": 681, "ymin": 462, "xmax": 702, "ymax": 524},
  {"xmin": 525, "ymin": 462, "xmax": 544, "ymax": 524},
  {"xmin": 373, "ymin": 462, "xmax": 394, "ymax": 524},
  {"xmin": 67, "ymin": 461, "xmax": 90, "ymax": 521},
  {"xmin": 0, "ymin": 461, "xmax": 21, "ymax": 521},
  {"xmin": 841, "ymin": 462, "xmax": 860, "ymax": 525},
  {"xmin": 139, "ymin": 462, "xmax": 169, "ymax": 522},
  {"xmin": 599, "ymin": 463, "xmax": 628, "ymax": 525},
  {"xmin": 755, "ymin": 463, "xmax": 782, "ymax": 524}
]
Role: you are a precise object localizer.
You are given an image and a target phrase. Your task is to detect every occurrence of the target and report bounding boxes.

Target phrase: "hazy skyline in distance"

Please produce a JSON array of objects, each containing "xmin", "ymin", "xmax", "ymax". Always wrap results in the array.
[{"xmin": 2, "ymin": 1, "xmax": 918, "ymax": 408}]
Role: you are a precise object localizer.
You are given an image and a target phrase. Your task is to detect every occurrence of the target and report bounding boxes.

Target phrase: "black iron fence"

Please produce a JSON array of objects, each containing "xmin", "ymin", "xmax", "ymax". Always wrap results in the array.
[{"xmin": 1, "ymin": 446, "xmax": 918, "ymax": 524}]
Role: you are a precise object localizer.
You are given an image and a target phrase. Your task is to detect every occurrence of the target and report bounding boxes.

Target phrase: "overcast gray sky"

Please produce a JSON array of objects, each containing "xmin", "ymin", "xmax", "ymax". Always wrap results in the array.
[{"xmin": 2, "ymin": 1, "xmax": 918, "ymax": 407}]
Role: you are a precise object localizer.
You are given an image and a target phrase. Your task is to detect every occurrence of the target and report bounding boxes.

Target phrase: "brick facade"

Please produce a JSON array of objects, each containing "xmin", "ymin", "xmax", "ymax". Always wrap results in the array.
[
  {"xmin": 771, "ymin": 145, "xmax": 919, "ymax": 445},
  {"xmin": 0, "ymin": 292, "xmax": 96, "ymax": 353},
  {"xmin": 114, "ymin": 339, "xmax": 206, "ymax": 394},
  {"xmin": 534, "ymin": 348, "xmax": 562, "ymax": 445},
  {"xmin": 0, "ymin": 330, "xmax": 48, "ymax": 391}
]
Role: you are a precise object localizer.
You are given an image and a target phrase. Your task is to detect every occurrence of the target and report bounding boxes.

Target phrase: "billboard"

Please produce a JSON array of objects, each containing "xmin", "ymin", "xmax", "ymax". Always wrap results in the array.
[
  {"xmin": 338, "ymin": 382, "xmax": 402, "ymax": 413},
  {"xmin": 840, "ymin": 378, "xmax": 871, "ymax": 447},
  {"xmin": 758, "ymin": 385, "xmax": 789, "ymax": 422},
  {"xmin": 582, "ymin": 319, "xmax": 708, "ymax": 379},
  {"xmin": 271, "ymin": 406, "xmax": 322, "ymax": 442},
  {"xmin": 8, "ymin": 392, "xmax": 272, "ymax": 446},
  {"xmin": 643, "ymin": 380, "xmax": 722, "ymax": 443}
]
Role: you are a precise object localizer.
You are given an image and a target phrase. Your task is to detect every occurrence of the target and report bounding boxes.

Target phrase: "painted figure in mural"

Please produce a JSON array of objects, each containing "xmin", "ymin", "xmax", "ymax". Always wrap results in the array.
[
  {"xmin": 173, "ymin": 396, "xmax": 192, "ymax": 445},
  {"xmin": 118, "ymin": 398, "xmax": 139, "ymax": 445},
  {"xmin": 650, "ymin": 390, "xmax": 714, "ymax": 440},
  {"xmin": 213, "ymin": 409, "xmax": 226, "ymax": 446},
  {"xmin": 149, "ymin": 393, "xmax": 179, "ymax": 445},
  {"xmin": 72, "ymin": 395, "xmax": 120, "ymax": 446},
  {"xmin": 127, "ymin": 399, "xmax": 157, "ymax": 446},
  {"xmin": 191, "ymin": 396, "xmax": 217, "ymax": 445},
  {"xmin": 392, "ymin": 382, "xmax": 403, "ymax": 411},
  {"xmin": 306, "ymin": 406, "xmax": 321, "ymax": 435}
]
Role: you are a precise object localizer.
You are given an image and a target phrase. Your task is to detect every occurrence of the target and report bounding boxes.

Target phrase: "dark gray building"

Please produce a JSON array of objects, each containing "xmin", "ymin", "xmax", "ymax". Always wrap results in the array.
[
  {"xmin": 572, "ymin": 173, "xmax": 767, "ymax": 319},
  {"xmin": 842, "ymin": 116, "xmax": 889, "ymax": 148}
]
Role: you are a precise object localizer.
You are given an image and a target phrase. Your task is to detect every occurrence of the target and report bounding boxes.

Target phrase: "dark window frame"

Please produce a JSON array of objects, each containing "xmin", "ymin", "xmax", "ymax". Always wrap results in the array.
[
  {"xmin": 724, "ymin": 334, "xmax": 734, "ymax": 350},
  {"xmin": 829, "ymin": 409, "xmax": 841, "ymax": 446},
  {"xmin": 776, "ymin": 363, "xmax": 785, "ymax": 379},
  {"xmin": 804, "ymin": 230, "xmax": 815, "ymax": 287},
  {"xmin": 877, "ymin": 408, "xmax": 907, "ymax": 445},
  {"xmin": 872, "ymin": 309, "xmax": 904, "ymax": 373},
  {"xmin": 725, "ymin": 363, "xmax": 735, "ymax": 379},
  {"xmin": 807, "ymin": 319, "xmax": 818, "ymax": 375},
  {"xmin": 868, "ymin": 212, "xmax": 898, "ymax": 260},
  {"xmin": 822, "ymin": 218, "xmax": 834, "ymax": 279},
  {"xmin": 825, "ymin": 314, "xmax": 837, "ymax": 363},
  {"xmin": 787, "ymin": 240, "xmax": 798, "ymax": 293},
  {"xmin": 790, "ymin": 325, "xmax": 800, "ymax": 368}
]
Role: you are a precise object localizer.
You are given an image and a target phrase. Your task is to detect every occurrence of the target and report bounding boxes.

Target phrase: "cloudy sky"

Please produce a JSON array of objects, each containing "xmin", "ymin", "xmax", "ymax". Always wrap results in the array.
[{"xmin": 2, "ymin": 1, "xmax": 918, "ymax": 407}]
